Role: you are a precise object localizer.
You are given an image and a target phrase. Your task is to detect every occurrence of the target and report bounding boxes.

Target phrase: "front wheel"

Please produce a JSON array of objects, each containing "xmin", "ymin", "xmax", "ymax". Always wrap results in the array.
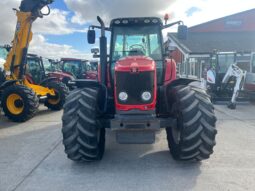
[
  {"xmin": 166, "ymin": 85, "xmax": 217, "ymax": 161},
  {"xmin": 1, "ymin": 85, "xmax": 39, "ymax": 122},
  {"xmin": 44, "ymin": 82, "xmax": 69, "ymax": 110},
  {"xmin": 62, "ymin": 88, "xmax": 105, "ymax": 162}
]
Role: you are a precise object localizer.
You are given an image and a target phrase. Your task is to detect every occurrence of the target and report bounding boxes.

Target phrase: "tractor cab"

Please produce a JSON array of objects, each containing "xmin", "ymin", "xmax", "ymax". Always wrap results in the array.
[
  {"xmin": 42, "ymin": 58, "xmax": 61, "ymax": 73},
  {"xmin": 109, "ymin": 18, "xmax": 165, "ymax": 84},
  {"xmin": 87, "ymin": 17, "xmax": 188, "ymax": 112},
  {"xmin": 88, "ymin": 17, "xmax": 187, "ymax": 85},
  {"xmin": 26, "ymin": 55, "xmax": 75, "ymax": 87},
  {"xmin": 61, "ymin": 58, "xmax": 93, "ymax": 79},
  {"xmin": 26, "ymin": 54, "xmax": 46, "ymax": 84}
]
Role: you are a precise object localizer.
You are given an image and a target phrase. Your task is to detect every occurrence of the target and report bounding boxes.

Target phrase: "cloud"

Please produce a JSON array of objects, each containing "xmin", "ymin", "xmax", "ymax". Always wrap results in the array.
[
  {"xmin": 33, "ymin": 9, "xmax": 76, "ymax": 35},
  {"xmin": 0, "ymin": 1, "xmax": 79, "ymax": 42},
  {"xmin": 0, "ymin": 0, "xmax": 89, "ymax": 60},
  {"xmin": 0, "ymin": 0, "xmax": 19, "ymax": 44},
  {"xmin": 0, "ymin": 0, "xmax": 77, "ymax": 44},
  {"xmin": 64, "ymin": 0, "xmax": 254, "ymax": 34},
  {"xmin": 64, "ymin": 0, "xmax": 177, "ymax": 25},
  {"xmin": 186, "ymin": 7, "xmax": 202, "ymax": 17},
  {"xmin": 161, "ymin": 0, "xmax": 255, "ymax": 36},
  {"xmin": 170, "ymin": 0, "xmax": 255, "ymax": 27},
  {"xmin": 29, "ymin": 34, "xmax": 92, "ymax": 59}
]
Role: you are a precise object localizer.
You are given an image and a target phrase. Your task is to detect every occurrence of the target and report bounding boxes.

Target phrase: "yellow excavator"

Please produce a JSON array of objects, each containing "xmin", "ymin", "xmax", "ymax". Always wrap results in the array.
[{"xmin": 0, "ymin": 0, "xmax": 68, "ymax": 122}]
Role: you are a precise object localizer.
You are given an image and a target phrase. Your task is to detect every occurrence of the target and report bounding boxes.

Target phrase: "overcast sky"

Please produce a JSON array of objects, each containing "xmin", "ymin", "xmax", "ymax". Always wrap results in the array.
[{"xmin": 0, "ymin": 0, "xmax": 254, "ymax": 59}]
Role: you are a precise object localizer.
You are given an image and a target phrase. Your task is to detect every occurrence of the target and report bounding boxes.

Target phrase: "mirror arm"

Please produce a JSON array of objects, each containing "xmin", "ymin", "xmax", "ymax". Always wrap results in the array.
[
  {"xmin": 90, "ymin": 25, "xmax": 111, "ymax": 31},
  {"xmin": 162, "ymin": 20, "xmax": 183, "ymax": 29}
]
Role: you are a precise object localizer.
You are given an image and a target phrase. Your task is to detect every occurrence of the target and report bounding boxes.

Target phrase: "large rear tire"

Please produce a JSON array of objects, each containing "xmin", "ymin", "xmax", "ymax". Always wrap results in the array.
[
  {"xmin": 44, "ymin": 82, "xmax": 69, "ymax": 110},
  {"xmin": 62, "ymin": 88, "xmax": 105, "ymax": 162},
  {"xmin": 1, "ymin": 85, "xmax": 39, "ymax": 122},
  {"xmin": 166, "ymin": 85, "xmax": 217, "ymax": 161}
]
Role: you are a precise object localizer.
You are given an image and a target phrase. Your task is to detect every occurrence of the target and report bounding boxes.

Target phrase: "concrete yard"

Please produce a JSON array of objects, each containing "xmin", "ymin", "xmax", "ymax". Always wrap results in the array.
[{"xmin": 0, "ymin": 104, "xmax": 255, "ymax": 191}]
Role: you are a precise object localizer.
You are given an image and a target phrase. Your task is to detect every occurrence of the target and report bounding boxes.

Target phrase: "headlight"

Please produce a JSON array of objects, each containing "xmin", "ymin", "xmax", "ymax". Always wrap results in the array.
[
  {"xmin": 141, "ymin": 91, "xmax": 151, "ymax": 101},
  {"xmin": 119, "ymin": 92, "xmax": 128, "ymax": 101}
]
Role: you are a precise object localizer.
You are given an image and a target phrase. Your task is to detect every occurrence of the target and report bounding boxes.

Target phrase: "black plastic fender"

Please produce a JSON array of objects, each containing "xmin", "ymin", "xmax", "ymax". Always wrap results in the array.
[
  {"xmin": 157, "ymin": 78, "xmax": 199, "ymax": 116},
  {"xmin": 69, "ymin": 79, "xmax": 108, "ymax": 113},
  {"xmin": 167, "ymin": 78, "xmax": 198, "ymax": 88}
]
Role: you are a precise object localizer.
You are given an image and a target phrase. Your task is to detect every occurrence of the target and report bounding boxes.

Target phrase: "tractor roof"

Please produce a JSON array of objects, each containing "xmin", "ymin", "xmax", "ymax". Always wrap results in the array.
[
  {"xmin": 110, "ymin": 17, "xmax": 163, "ymax": 28},
  {"xmin": 27, "ymin": 54, "xmax": 39, "ymax": 59},
  {"xmin": 61, "ymin": 58, "xmax": 88, "ymax": 62},
  {"xmin": 27, "ymin": 53, "xmax": 38, "ymax": 57}
]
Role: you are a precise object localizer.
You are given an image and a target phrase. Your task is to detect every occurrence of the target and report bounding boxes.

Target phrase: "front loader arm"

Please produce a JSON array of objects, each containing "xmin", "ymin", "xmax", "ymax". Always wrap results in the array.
[
  {"xmin": 4, "ymin": 0, "xmax": 53, "ymax": 80},
  {"xmin": 4, "ymin": 11, "xmax": 33, "ymax": 79}
]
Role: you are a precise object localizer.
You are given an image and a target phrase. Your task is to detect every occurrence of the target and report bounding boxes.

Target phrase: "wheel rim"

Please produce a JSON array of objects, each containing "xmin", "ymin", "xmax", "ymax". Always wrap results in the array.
[
  {"xmin": 6, "ymin": 94, "xmax": 24, "ymax": 115},
  {"xmin": 48, "ymin": 90, "xmax": 60, "ymax": 105}
]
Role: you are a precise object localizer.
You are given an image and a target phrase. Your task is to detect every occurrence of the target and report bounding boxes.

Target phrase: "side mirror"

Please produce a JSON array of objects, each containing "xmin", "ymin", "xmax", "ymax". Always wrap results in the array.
[
  {"xmin": 177, "ymin": 25, "xmax": 188, "ymax": 40},
  {"xmin": 87, "ymin": 29, "xmax": 96, "ymax": 44}
]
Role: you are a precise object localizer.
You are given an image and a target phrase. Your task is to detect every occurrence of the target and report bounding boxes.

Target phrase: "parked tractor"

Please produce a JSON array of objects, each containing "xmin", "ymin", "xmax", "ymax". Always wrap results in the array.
[
  {"xmin": 0, "ymin": 0, "xmax": 69, "ymax": 122},
  {"xmin": 26, "ymin": 54, "xmax": 75, "ymax": 88},
  {"xmin": 61, "ymin": 16, "xmax": 217, "ymax": 162},
  {"xmin": 43, "ymin": 58, "xmax": 61, "ymax": 73},
  {"xmin": 60, "ymin": 58, "xmax": 98, "ymax": 80}
]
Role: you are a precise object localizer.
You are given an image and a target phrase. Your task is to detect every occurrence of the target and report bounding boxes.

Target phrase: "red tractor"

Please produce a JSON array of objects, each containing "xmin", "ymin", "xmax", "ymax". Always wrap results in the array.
[
  {"xmin": 62, "ymin": 17, "xmax": 217, "ymax": 162},
  {"xmin": 26, "ymin": 54, "xmax": 75, "ymax": 88},
  {"xmin": 60, "ymin": 58, "xmax": 98, "ymax": 80}
]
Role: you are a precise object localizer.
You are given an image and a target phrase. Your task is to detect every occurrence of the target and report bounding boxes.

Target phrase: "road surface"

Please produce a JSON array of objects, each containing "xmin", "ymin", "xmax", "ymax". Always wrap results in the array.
[{"xmin": 0, "ymin": 104, "xmax": 255, "ymax": 191}]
